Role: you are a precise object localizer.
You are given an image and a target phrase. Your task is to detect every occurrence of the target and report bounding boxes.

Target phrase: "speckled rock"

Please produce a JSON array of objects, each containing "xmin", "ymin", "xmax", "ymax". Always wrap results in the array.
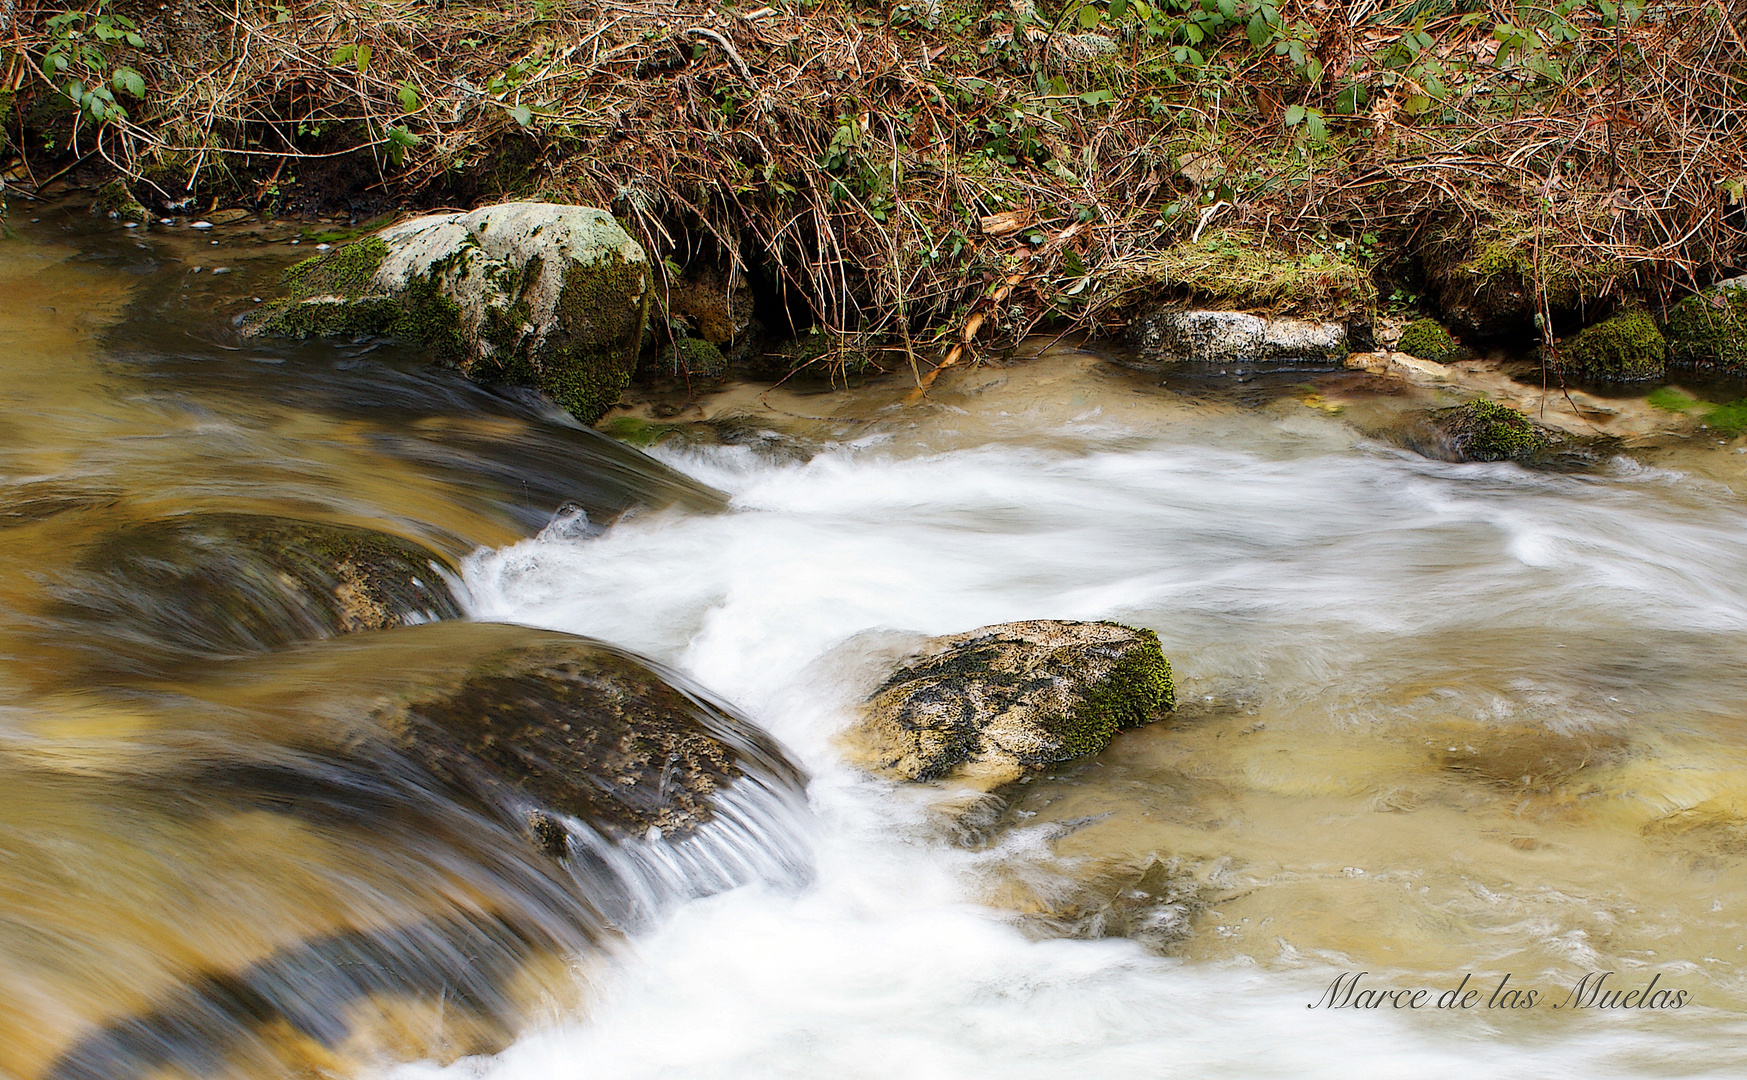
[
  {"xmin": 247, "ymin": 202, "xmax": 651, "ymax": 423},
  {"xmin": 1125, "ymin": 309, "xmax": 1350, "ymax": 367},
  {"xmin": 845, "ymin": 620, "xmax": 1174, "ymax": 789},
  {"xmin": 385, "ymin": 636, "xmax": 806, "ymax": 845}
]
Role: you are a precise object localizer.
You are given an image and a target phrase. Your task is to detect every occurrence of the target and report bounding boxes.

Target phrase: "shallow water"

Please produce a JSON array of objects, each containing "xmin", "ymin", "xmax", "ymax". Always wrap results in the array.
[{"xmin": 4, "ymin": 207, "xmax": 1747, "ymax": 1078}]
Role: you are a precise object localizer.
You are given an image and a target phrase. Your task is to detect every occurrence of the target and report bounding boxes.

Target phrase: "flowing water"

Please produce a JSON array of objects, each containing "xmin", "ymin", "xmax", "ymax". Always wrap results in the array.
[{"xmin": 4, "ymin": 206, "xmax": 1747, "ymax": 1079}]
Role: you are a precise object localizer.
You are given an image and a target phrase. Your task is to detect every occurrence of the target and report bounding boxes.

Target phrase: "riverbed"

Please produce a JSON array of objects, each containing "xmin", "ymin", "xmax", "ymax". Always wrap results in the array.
[{"xmin": 3, "ymin": 204, "xmax": 1746, "ymax": 1079}]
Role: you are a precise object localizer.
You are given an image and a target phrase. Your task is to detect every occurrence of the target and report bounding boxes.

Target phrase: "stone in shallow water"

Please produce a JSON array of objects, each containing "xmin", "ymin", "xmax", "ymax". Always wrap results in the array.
[
  {"xmin": 50, "ymin": 513, "xmax": 462, "ymax": 674},
  {"xmin": 846, "ymin": 619, "xmax": 1174, "ymax": 789},
  {"xmin": 246, "ymin": 202, "xmax": 651, "ymax": 424},
  {"xmin": 1124, "ymin": 309, "xmax": 1350, "ymax": 367}
]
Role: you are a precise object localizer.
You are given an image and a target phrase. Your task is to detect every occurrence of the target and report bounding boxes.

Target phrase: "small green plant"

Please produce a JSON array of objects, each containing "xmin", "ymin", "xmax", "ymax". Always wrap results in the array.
[{"xmin": 41, "ymin": 2, "xmax": 146, "ymax": 124}]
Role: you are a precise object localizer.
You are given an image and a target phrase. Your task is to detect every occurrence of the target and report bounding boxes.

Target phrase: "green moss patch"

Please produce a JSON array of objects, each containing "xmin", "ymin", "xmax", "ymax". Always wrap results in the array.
[
  {"xmin": 1122, "ymin": 228, "xmax": 1375, "ymax": 317},
  {"xmin": 1558, "ymin": 310, "xmax": 1667, "ymax": 382},
  {"xmin": 657, "ymin": 337, "xmax": 727, "ymax": 378},
  {"xmin": 1665, "ymin": 287, "xmax": 1747, "ymax": 373},
  {"xmin": 1439, "ymin": 399, "xmax": 1554, "ymax": 463},
  {"xmin": 1395, "ymin": 318, "xmax": 1460, "ymax": 361}
]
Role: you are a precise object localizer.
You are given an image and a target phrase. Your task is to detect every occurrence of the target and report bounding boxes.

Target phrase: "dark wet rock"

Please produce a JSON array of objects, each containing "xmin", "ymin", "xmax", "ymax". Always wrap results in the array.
[
  {"xmin": 1023, "ymin": 853, "xmax": 1211, "ymax": 953},
  {"xmin": 245, "ymin": 202, "xmax": 652, "ymax": 424},
  {"xmin": 45, "ymin": 911, "xmax": 557, "ymax": 1080},
  {"xmin": 49, "ymin": 625, "xmax": 810, "ymax": 1080},
  {"xmin": 384, "ymin": 636, "xmax": 804, "ymax": 844},
  {"xmin": 845, "ymin": 620, "xmax": 1174, "ymax": 789},
  {"xmin": 51, "ymin": 513, "xmax": 461, "ymax": 672}
]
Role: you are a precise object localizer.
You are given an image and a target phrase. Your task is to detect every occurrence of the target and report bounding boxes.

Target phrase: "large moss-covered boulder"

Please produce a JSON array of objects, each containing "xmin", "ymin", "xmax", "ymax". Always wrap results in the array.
[
  {"xmin": 50, "ymin": 513, "xmax": 462, "ymax": 673},
  {"xmin": 247, "ymin": 202, "xmax": 651, "ymax": 424},
  {"xmin": 845, "ymin": 620, "xmax": 1174, "ymax": 789},
  {"xmin": 1665, "ymin": 277, "xmax": 1747, "ymax": 373},
  {"xmin": 1556, "ymin": 309, "xmax": 1667, "ymax": 381}
]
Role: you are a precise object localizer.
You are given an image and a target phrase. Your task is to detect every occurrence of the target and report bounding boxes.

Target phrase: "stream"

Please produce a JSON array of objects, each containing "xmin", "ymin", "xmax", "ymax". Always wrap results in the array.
[{"xmin": 3, "ymin": 204, "xmax": 1747, "ymax": 1079}]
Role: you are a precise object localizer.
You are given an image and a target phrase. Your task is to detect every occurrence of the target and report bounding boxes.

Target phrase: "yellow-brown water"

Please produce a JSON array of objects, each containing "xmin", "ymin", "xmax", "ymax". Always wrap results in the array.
[{"xmin": 6, "ymin": 208, "xmax": 1747, "ymax": 1079}]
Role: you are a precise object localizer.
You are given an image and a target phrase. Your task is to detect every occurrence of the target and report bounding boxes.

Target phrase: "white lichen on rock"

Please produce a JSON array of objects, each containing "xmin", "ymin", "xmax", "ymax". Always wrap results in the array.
[{"xmin": 249, "ymin": 202, "xmax": 651, "ymax": 423}]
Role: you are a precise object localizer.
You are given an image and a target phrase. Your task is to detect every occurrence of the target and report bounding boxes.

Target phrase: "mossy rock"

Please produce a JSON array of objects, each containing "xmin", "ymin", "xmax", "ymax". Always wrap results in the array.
[
  {"xmin": 1431, "ymin": 399, "xmax": 1557, "ymax": 463},
  {"xmin": 51, "ymin": 513, "xmax": 461, "ymax": 673},
  {"xmin": 845, "ymin": 620, "xmax": 1174, "ymax": 789},
  {"xmin": 247, "ymin": 203, "xmax": 651, "ymax": 424},
  {"xmin": 1421, "ymin": 214, "xmax": 1616, "ymax": 341},
  {"xmin": 1395, "ymin": 317, "xmax": 1461, "ymax": 362},
  {"xmin": 1665, "ymin": 282, "xmax": 1747, "ymax": 373},
  {"xmin": 91, "ymin": 179, "xmax": 149, "ymax": 223},
  {"xmin": 1556, "ymin": 309, "xmax": 1666, "ymax": 382},
  {"xmin": 656, "ymin": 337, "xmax": 728, "ymax": 378}
]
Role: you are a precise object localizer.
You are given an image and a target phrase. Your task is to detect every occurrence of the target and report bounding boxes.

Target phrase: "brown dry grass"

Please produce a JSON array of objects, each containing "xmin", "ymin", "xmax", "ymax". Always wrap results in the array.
[{"xmin": 5, "ymin": 0, "xmax": 1746, "ymax": 368}]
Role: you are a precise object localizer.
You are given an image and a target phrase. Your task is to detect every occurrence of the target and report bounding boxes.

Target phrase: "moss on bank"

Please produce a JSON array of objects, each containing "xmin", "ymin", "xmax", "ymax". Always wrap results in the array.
[
  {"xmin": 1395, "ymin": 318, "xmax": 1460, "ymax": 362},
  {"xmin": 1119, "ymin": 229, "xmax": 1375, "ymax": 318},
  {"xmin": 1557, "ymin": 310, "xmax": 1667, "ymax": 382},
  {"xmin": 1665, "ymin": 287, "xmax": 1747, "ymax": 373}
]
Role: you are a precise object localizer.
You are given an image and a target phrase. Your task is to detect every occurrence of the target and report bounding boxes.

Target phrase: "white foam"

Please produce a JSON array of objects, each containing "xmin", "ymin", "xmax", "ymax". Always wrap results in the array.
[{"xmin": 422, "ymin": 432, "xmax": 1747, "ymax": 1078}]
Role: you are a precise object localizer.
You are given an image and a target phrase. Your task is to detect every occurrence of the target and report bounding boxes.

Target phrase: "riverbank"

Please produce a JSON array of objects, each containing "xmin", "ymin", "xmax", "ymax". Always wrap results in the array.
[{"xmin": 6, "ymin": 0, "xmax": 1746, "ymax": 382}]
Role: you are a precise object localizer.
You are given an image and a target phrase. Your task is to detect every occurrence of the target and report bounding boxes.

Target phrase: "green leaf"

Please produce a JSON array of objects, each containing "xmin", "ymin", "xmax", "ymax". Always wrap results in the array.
[
  {"xmin": 1077, "ymin": 4, "xmax": 1102, "ymax": 29},
  {"xmin": 331, "ymin": 44, "xmax": 355, "ymax": 65},
  {"xmin": 1110, "ymin": 0, "xmax": 1129, "ymax": 20},
  {"xmin": 1284, "ymin": 103, "xmax": 1306, "ymax": 126},
  {"xmin": 398, "ymin": 82, "xmax": 420, "ymax": 113},
  {"xmin": 1304, "ymin": 110, "xmax": 1327, "ymax": 143},
  {"xmin": 355, "ymin": 45, "xmax": 371, "ymax": 73},
  {"xmin": 509, "ymin": 104, "xmax": 534, "ymax": 128},
  {"xmin": 387, "ymin": 125, "xmax": 421, "ymax": 147},
  {"xmin": 125, "ymin": 31, "xmax": 145, "ymax": 47},
  {"xmin": 113, "ymin": 67, "xmax": 145, "ymax": 98},
  {"xmin": 1247, "ymin": 13, "xmax": 1268, "ymax": 47},
  {"xmin": 1079, "ymin": 88, "xmax": 1115, "ymax": 106}
]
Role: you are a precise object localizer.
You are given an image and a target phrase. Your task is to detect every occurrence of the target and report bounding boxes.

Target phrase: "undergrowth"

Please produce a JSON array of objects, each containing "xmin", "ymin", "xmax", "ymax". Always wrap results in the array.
[{"xmin": 4, "ymin": 0, "xmax": 1746, "ymax": 374}]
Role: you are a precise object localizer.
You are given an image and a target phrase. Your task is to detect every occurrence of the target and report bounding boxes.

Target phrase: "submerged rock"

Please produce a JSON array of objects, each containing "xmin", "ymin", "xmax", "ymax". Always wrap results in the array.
[
  {"xmin": 1414, "ymin": 399, "xmax": 1563, "ymax": 465},
  {"xmin": 1125, "ymin": 309, "xmax": 1351, "ymax": 367},
  {"xmin": 1664, "ymin": 276, "xmax": 1747, "ymax": 373},
  {"xmin": 51, "ymin": 513, "xmax": 461, "ymax": 672},
  {"xmin": 1555, "ymin": 309, "xmax": 1667, "ymax": 382},
  {"xmin": 385, "ymin": 635, "xmax": 804, "ymax": 845},
  {"xmin": 46, "ymin": 624, "xmax": 810, "ymax": 1080},
  {"xmin": 247, "ymin": 202, "xmax": 651, "ymax": 424},
  {"xmin": 846, "ymin": 620, "xmax": 1174, "ymax": 789}
]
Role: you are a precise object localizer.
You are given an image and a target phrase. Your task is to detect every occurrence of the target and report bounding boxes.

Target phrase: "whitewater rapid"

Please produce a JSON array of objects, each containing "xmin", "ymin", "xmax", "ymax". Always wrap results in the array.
[{"xmin": 402, "ymin": 425, "xmax": 1747, "ymax": 1079}]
